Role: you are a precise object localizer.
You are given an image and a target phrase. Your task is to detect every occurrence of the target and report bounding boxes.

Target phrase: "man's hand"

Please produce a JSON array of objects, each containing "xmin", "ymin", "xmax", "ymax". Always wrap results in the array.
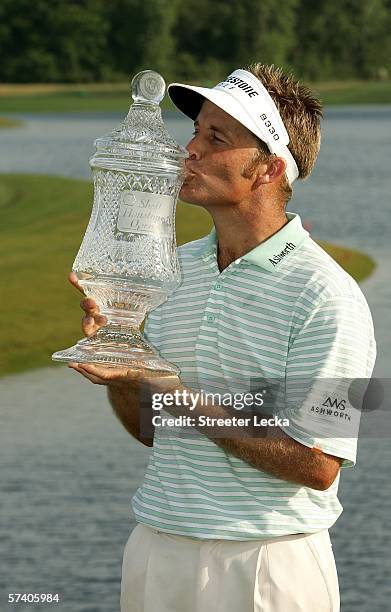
[
  {"xmin": 67, "ymin": 271, "xmax": 182, "ymax": 392},
  {"xmin": 68, "ymin": 271, "xmax": 107, "ymax": 337},
  {"xmin": 69, "ymin": 360, "xmax": 182, "ymax": 395}
]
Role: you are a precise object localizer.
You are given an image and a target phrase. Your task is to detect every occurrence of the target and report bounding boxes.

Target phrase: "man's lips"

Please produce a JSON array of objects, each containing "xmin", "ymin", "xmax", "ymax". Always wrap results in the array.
[
  {"xmin": 182, "ymin": 169, "xmax": 197, "ymax": 183},
  {"xmin": 184, "ymin": 161, "xmax": 198, "ymax": 175}
]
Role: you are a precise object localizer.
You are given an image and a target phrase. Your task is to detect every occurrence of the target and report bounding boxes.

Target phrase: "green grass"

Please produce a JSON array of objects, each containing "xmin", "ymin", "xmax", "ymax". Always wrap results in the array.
[
  {"xmin": 0, "ymin": 79, "xmax": 390, "ymax": 113},
  {"xmin": 0, "ymin": 174, "xmax": 375, "ymax": 378},
  {"xmin": 0, "ymin": 84, "xmax": 174, "ymax": 113},
  {"xmin": 0, "ymin": 116, "xmax": 23, "ymax": 128},
  {"xmin": 313, "ymin": 80, "xmax": 391, "ymax": 105},
  {"xmin": 317, "ymin": 240, "xmax": 375, "ymax": 283},
  {"xmin": 0, "ymin": 91, "xmax": 138, "ymax": 113}
]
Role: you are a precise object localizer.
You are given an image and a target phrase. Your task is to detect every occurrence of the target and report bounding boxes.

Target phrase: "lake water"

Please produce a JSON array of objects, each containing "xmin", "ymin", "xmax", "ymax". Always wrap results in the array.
[{"xmin": 0, "ymin": 107, "xmax": 390, "ymax": 611}]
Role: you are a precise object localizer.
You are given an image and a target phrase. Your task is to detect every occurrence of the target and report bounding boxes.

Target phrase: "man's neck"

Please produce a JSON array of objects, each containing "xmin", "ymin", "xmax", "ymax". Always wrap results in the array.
[{"xmin": 212, "ymin": 208, "xmax": 289, "ymax": 272}]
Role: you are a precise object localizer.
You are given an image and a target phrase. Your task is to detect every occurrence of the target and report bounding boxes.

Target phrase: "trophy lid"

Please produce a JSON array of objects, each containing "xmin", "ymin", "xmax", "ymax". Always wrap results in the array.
[{"xmin": 91, "ymin": 70, "xmax": 188, "ymax": 171}]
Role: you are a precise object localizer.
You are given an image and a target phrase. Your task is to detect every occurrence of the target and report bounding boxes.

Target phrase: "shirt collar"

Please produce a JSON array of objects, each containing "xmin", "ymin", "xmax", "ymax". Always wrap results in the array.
[{"xmin": 195, "ymin": 212, "xmax": 309, "ymax": 272}]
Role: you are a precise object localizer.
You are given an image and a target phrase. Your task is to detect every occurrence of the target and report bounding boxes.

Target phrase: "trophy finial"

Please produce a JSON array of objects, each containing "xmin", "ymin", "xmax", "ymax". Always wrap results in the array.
[{"xmin": 131, "ymin": 70, "xmax": 166, "ymax": 104}]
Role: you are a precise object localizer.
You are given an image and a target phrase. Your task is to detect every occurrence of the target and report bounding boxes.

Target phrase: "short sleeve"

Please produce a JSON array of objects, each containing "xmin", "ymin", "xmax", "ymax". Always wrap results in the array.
[{"xmin": 278, "ymin": 295, "xmax": 377, "ymax": 468}]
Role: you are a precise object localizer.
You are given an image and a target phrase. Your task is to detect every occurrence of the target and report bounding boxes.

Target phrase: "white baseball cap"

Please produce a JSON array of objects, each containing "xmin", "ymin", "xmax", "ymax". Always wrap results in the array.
[{"xmin": 168, "ymin": 69, "xmax": 299, "ymax": 185}]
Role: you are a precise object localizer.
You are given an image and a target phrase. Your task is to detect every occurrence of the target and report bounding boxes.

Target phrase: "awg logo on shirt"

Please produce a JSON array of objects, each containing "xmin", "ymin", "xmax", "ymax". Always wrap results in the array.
[{"xmin": 322, "ymin": 397, "xmax": 347, "ymax": 410}]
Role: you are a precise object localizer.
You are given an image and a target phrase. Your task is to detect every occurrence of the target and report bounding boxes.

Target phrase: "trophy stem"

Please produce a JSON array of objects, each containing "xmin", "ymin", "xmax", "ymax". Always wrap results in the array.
[{"xmin": 52, "ymin": 319, "xmax": 179, "ymax": 374}]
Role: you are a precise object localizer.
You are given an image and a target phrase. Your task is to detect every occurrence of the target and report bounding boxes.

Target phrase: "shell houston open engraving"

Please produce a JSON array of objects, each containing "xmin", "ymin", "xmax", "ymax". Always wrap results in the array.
[{"xmin": 117, "ymin": 190, "xmax": 173, "ymax": 236}]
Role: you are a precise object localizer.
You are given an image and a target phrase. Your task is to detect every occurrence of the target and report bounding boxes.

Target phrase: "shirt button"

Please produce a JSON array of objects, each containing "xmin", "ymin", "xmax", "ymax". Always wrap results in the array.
[
  {"xmin": 214, "ymin": 282, "xmax": 222, "ymax": 290},
  {"xmin": 206, "ymin": 314, "xmax": 215, "ymax": 323}
]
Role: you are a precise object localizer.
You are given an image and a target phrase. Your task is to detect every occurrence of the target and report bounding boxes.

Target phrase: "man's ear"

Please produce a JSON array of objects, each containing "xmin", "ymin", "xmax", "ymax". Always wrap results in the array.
[{"xmin": 253, "ymin": 156, "xmax": 287, "ymax": 188}]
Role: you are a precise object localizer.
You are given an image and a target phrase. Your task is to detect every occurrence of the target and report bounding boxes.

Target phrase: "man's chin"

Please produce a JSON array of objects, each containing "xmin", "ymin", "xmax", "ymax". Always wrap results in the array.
[
  {"xmin": 179, "ymin": 195, "xmax": 209, "ymax": 208},
  {"xmin": 179, "ymin": 184, "xmax": 206, "ymax": 207}
]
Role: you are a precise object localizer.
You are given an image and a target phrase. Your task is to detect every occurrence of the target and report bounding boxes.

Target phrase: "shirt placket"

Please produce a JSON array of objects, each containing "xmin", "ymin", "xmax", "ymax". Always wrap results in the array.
[{"xmin": 195, "ymin": 255, "xmax": 243, "ymax": 389}]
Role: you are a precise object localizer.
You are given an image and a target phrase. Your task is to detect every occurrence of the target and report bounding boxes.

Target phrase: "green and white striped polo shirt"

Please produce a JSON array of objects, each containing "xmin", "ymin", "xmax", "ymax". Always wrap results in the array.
[{"xmin": 132, "ymin": 212, "xmax": 376, "ymax": 540}]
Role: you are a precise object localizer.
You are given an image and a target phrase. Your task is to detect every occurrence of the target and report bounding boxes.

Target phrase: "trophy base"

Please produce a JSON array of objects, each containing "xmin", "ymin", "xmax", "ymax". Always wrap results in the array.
[{"xmin": 52, "ymin": 325, "xmax": 179, "ymax": 375}]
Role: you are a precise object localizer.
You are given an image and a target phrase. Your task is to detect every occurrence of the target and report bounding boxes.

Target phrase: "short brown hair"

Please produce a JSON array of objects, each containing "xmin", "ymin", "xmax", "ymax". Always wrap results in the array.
[{"xmin": 245, "ymin": 63, "xmax": 323, "ymax": 203}]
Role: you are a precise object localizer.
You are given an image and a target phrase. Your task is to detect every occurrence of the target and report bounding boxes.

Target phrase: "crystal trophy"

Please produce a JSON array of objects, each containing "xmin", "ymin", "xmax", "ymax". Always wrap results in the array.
[{"xmin": 52, "ymin": 70, "xmax": 187, "ymax": 374}]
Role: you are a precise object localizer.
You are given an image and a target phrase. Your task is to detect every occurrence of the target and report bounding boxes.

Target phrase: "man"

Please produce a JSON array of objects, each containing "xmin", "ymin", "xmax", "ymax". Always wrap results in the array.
[{"xmin": 69, "ymin": 64, "xmax": 376, "ymax": 611}]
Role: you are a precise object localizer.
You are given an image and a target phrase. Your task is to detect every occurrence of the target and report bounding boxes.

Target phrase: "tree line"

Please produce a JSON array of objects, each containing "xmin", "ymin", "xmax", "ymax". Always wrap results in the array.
[{"xmin": 0, "ymin": 0, "xmax": 390, "ymax": 83}]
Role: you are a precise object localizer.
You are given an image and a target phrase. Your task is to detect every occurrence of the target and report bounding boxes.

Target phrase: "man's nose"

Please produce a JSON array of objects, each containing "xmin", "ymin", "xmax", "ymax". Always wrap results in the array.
[{"xmin": 186, "ymin": 138, "xmax": 201, "ymax": 161}]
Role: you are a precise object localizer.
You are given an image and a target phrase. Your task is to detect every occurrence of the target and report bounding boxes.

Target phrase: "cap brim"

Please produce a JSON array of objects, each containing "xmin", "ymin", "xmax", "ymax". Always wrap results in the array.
[
  {"xmin": 168, "ymin": 84, "xmax": 207, "ymax": 120},
  {"xmin": 168, "ymin": 83, "xmax": 265, "ymax": 142}
]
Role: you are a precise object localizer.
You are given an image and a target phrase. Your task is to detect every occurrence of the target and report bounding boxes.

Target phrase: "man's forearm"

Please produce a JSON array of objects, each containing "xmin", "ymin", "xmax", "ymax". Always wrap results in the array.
[
  {"xmin": 107, "ymin": 385, "xmax": 154, "ymax": 447},
  {"xmin": 199, "ymin": 407, "xmax": 326, "ymax": 489},
  {"xmin": 213, "ymin": 429, "xmax": 328, "ymax": 490}
]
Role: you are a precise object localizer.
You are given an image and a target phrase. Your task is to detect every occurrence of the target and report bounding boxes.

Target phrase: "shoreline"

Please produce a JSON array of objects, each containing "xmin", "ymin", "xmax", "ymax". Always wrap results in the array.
[{"xmin": 0, "ymin": 80, "xmax": 390, "ymax": 114}]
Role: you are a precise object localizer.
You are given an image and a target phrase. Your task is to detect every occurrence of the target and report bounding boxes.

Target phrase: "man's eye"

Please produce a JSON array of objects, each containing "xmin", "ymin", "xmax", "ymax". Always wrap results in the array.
[{"xmin": 190, "ymin": 130, "xmax": 224, "ymax": 142}]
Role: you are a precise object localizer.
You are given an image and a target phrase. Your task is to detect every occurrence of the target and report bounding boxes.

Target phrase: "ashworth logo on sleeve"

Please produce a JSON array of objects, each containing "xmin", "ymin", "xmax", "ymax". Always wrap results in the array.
[
  {"xmin": 310, "ymin": 396, "xmax": 351, "ymax": 421},
  {"xmin": 322, "ymin": 397, "xmax": 347, "ymax": 410},
  {"xmin": 269, "ymin": 242, "xmax": 296, "ymax": 266}
]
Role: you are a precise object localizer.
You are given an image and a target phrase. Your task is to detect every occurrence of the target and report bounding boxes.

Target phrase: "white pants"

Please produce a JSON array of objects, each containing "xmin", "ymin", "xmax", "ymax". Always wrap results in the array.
[{"xmin": 120, "ymin": 523, "xmax": 340, "ymax": 612}]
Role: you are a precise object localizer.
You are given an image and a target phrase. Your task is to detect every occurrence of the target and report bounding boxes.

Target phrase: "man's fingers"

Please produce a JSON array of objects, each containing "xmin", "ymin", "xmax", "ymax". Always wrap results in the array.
[
  {"xmin": 96, "ymin": 314, "xmax": 107, "ymax": 325},
  {"xmin": 82, "ymin": 316, "xmax": 98, "ymax": 336},
  {"xmin": 69, "ymin": 273, "xmax": 100, "ymax": 314},
  {"xmin": 69, "ymin": 271, "xmax": 85, "ymax": 295},
  {"xmin": 68, "ymin": 272, "xmax": 106, "ymax": 336},
  {"xmin": 69, "ymin": 363, "xmax": 145, "ymax": 385},
  {"xmin": 82, "ymin": 314, "xmax": 107, "ymax": 336},
  {"xmin": 68, "ymin": 363, "xmax": 107, "ymax": 385},
  {"xmin": 69, "ymin": 363, "xmax": 182, "ymax": 400},
  {"xmin": 80, "ymin": 297, "xmax": 100, "ymax": 315}
]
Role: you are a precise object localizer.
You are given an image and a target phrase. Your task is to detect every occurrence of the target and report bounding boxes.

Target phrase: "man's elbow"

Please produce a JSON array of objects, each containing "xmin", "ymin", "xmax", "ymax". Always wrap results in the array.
[{"xmin": 312, "ymin": 465, "xmax": 340, "ymax": 491}]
